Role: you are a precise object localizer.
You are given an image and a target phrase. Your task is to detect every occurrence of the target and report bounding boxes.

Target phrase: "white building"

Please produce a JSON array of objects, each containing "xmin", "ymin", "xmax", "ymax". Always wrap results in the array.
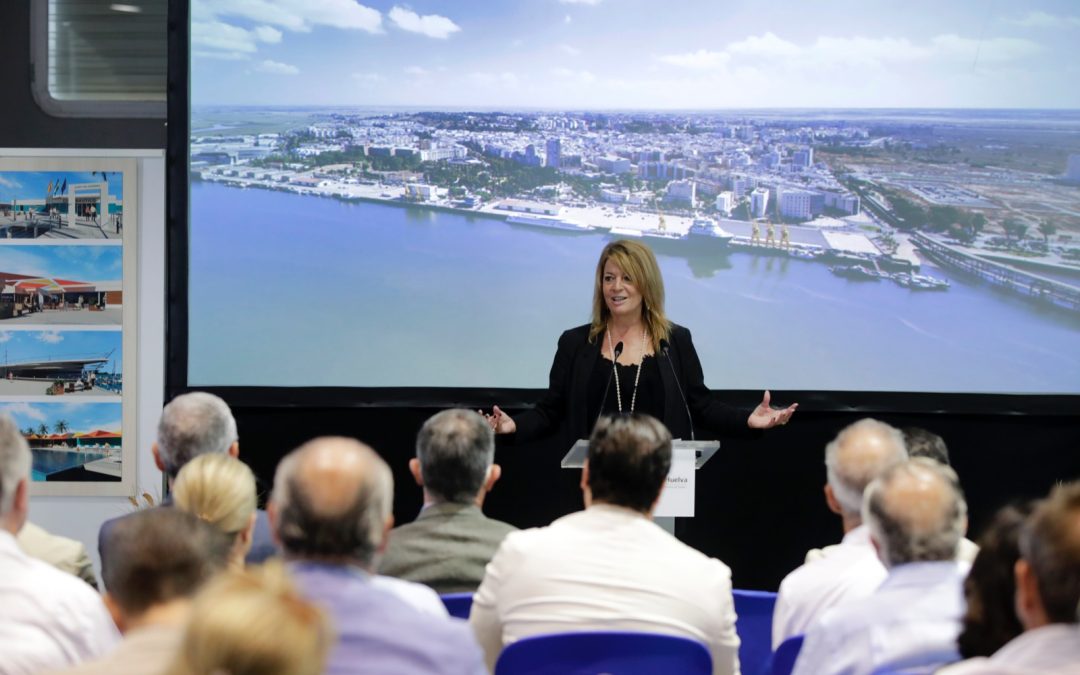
[
  {"xmin": 597, "ymin": 156, "xmax": 632, "ymax": 174},
  {"xmin": 665, "ymin": 180, "xmax": 696, "ymax": 207},
  {"xmin": 751, "ymin": 188, "xmax": 770, "ymax": 219},
  {"xmin": 779, "ymin": 188, "xmax": 816, "ymax": 221},
  {"xmin": 793, "ymin": 147, "xmax": 814, "ymax": 168},
  {"xmin": 823, "ymin": 190, "xmax": 861, "ymax": 215},
  {"xmin": 715, "ymin": 191, "xmax": 734, "ymax": 215},
  {"xmin": 730, "ymin": 175, "xmax": 755, "ymax": 199}
]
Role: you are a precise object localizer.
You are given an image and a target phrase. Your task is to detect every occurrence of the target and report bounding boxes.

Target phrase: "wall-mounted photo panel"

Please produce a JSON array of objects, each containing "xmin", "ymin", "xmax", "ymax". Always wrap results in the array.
[{"xmin": 0, "ymin": 153, "xmax": 136, "ymax": 497}]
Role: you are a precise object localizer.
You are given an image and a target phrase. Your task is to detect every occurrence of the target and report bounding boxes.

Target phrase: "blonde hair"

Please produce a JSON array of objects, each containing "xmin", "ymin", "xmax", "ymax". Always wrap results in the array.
[
  {"xmin": 589, "ymin": 239, "xmax": 671, "ymax": 352},
  {"xmin": 173, "ymin": 453, "xmax": 257, "ymax": 536},
  {"xmin": 166, "ymin": 561, "xmax": 331, "ymax": 675}
]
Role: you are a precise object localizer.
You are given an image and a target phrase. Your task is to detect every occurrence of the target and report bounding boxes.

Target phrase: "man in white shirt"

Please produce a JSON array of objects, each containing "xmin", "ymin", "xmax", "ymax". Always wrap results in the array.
[
  {"xmin": 470, "ymin": 414, "xmax": 740, "ymax": 675},
  {"xmin": 0, "ymin": 414, "xmax": 119, "ymax": 675},
  {"xmin": 940, "ymin": 481, "xmax": 1080, "ymax": 675},
  {"xmin": 793, "ymin": 458, "xmax": 970, "ymax": 675},
  {"xmin": 772, "ymin": 418, "xmax": 907, "ymax": 648}
]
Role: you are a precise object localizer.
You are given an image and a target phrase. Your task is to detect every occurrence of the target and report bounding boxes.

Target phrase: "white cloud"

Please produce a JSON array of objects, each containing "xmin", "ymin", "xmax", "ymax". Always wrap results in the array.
[
  {"xmin": 35, "ymin": 331, "xmax": 63, "ymax": 344},
  {"xmin": 404, "ymin": 66, "xmax": 429, "ymax": 77},
  {"xmin": 1012, "ymin": 11, "xmax": 1080, "ymax": 28},
  {"xmin": 727, "ymin": 32, "xmax": 802, "ymax": 58},
  {"xmin": 193, "ymin": 50, "xmax": 250, "ymax": 61},
  {"xmin": 510, "ymin": 38, "xmax": 524, "ymax": 48},
  {"xmin": 0, "ymin": 332, "xmax": 12, "ymax": 344},
  {"xmin": 0, "ymin": 176, "xmax": 21, "ymax": 189},
  {"xmin": 351, "ymin": 72, "xmax": 382, "ymax": 82},
  {"xmin": 558, "ymin": 44, "xmax": 581, "ymax": 56},
  {"xmin": 193, "ymin": 0, "xmax": 382, "ymax": 33},
  {"xmin": 564, "ymin": 14, "xmax": 572, "ymax": 24},
  {"xmin": 559, "ymin": 0, "xmax": 602, "ymax": 5},
  {"xmin": 0, "ymin": 402, "xmax": 47, "ymax": 423},
  {"xmin": 256, "ymin": 60, "xmax": 299, "ymax": 75},
  {"xmin": 657, "ymin": 49, "xmax": 730, "ymax": 70},
  {"xmin": 551, "ymin": 67, "xmax": 596, "ymax": 84},
  {"xmin": 192, "ymin": 20, "xmax": 262, "ymax": 57},
  {"xmin": 389, "ymin": 6, "xmax": 461, "ymax": 39},
  {"xmin": 469, "ymin": 72, "xmax": 519, "ymax": 87},
  {"xmin": 931, "ymin": 34, "xmax": 1043, "ymax": 64},
  {"xmin": 253, "ymin": 25, "xmax": 283, "ymax": 43}
]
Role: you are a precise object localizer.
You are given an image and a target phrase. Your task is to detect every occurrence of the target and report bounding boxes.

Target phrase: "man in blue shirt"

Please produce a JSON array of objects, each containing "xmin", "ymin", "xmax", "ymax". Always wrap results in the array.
[{"xmin": 268, "ymin": 435, "xmax": 485, "ymax": 675}]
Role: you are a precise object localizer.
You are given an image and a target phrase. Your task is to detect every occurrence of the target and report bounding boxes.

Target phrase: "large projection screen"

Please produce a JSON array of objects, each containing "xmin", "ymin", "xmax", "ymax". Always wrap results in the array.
[{"xmin": 177, "ymin": 1, "xmax": 1080, "ymax": 402}]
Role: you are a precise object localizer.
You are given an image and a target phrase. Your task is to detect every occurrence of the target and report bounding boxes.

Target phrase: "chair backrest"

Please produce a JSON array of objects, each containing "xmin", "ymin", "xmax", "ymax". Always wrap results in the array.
[
  {"xmin": 767, "ymin": 635, "xmax": 804, "ymax": 675},
  {"xmin": 732, "ymin": 589, "xmax": 778, "ymax": 675},
  {"xmin": 493, "ymin": 631, "xmax": 713, "ymax": 675},
  {"xmin": 439, "ymin": 592, "xmax": 473, "ymax": 619}
]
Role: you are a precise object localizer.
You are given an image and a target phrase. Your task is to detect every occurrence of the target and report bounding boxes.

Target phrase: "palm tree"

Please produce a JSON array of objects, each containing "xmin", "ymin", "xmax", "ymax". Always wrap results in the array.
[
  {"xmin": 1002, "ymin": 218, "xmax": 1028, "ymax": 245},
  {"xmin": 36, "ymin": 423, "xmax": 49, "ymax": 436},
  {"xmin": 22, "ymin": 427, "xmax": 34, "ymax": 437},
  {"xmin": 1038, "ymin": 220, "xmax": 1058, "ymax": 244},
  {"xmin": 54, "ymin": 420, "xmax": 69, "ymax": 434}
]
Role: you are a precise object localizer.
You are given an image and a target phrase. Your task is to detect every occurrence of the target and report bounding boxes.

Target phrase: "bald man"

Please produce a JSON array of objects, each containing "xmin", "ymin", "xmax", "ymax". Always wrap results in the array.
[
  {"xmin": 793, "ymin": 458, "xmax": 970, "ymax": 675},
  {"xmin": 772, "ymin": 418, "xmax": 908, "ymax": 647},
  {"xmin": 268, "ymin": 437, "xmax": 485, "ymax": 675}
]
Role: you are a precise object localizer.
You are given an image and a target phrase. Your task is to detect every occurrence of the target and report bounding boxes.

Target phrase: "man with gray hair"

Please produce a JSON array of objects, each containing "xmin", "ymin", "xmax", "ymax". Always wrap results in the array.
[
  {"xmin": 0, "ymin": 414, "xmax": 119, "ymax": 674},
  {"xmin": 98, "ymin": 392, "xmax": 275, "ymax": 578},
  {"xmin": 773, "ymin": 418, "xmax": 907, "ymax": 647},
  {"xmin": 269, "ymin": 436, "xmax": 485, "ymax": 675},
  {"xmin": 793, "ymin": 458, "xmax": 970, "ymax": 675},
  {"xmin": 378, "ymin": 409, "xmax": 516, "ymax": 594},
  {"xmin": 941, "ymin": 481, "xmax": 1080, "ymax": 674}
]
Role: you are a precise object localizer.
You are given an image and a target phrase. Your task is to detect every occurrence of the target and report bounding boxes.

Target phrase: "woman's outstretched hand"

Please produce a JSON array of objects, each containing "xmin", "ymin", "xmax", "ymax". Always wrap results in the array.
[
  {"xmin": 747, "ymin": 390, "xmax": 798, "ymax": 429},
  {"xmin": 481, "ymin": 406, "xmax": 517, "ymax": 435}
]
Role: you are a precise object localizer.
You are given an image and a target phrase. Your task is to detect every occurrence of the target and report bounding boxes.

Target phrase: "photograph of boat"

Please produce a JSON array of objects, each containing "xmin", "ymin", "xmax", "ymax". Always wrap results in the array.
[{"xmin": 0, "ymin": 329, "xmax": 121, "ymax": 396}]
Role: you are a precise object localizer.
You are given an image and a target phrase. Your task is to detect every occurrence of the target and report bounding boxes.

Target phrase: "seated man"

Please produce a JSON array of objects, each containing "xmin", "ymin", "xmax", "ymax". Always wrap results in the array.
[
  {"xmin": 793, "ymin": 458, "xmax": 970, "ymax": 675},
  {"xmin": 269, "ymin": 436, "xmax": 485, "ymax": 675},
  {"xmin": 470, "ymin": 414, "xmax": 740, "ymax": 675},
  {"xmin": 50, "ymin": 508, "xmax": 232, "ymax": 675},
  {"xmin": 940, "ymin": 481, "xmax": 1080, "ymax": 674},
  {"xmin": 0, "ymin": 414, "xmax": 118, "ymax": 674},
  {"xmin": 901, "ymin": 426, "xmax": 979, "ymax": 563},
  {"xmin": 379, "ymin": 409, "xmax": 516, "ymax": 593},
  {"xmin": 98, "ymin": 392, "xmax": 276, "ymax": 578},
  {"xmin": 18, "ymin": 521, "xmax": 99, "ymax": 589},
  {"xmin": 773, "ymin": 418, "xmax": 907, "ymax": 648}
]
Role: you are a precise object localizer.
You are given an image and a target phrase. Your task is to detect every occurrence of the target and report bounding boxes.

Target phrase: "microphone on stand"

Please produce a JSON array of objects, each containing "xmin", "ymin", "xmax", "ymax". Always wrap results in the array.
[
  {"xmin": 659, "ymin": 339, "xmax": 695, "ymax": 441},
  {"xmin": 595, "ymin": 341, "xmax": 624, "ymax": 431}
]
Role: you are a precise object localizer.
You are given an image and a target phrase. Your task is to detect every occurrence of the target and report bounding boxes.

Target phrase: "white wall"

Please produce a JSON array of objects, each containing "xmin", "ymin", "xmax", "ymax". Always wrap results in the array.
[{"xmin": 29, "ymin": 152, "xmax": 166, "ymax": 586}]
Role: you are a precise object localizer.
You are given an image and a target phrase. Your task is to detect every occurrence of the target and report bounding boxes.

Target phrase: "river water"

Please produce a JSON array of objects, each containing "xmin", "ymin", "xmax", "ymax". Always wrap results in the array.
[{"xmin": 189, "ymin": 181, "xmax": 1080, "ymax": 393}]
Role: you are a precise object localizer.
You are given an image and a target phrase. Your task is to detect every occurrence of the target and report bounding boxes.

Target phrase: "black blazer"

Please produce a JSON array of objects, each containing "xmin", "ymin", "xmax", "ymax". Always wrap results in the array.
[{"xmin": 514, "ymin": 323, "xmax": 753, "ymax": 446}]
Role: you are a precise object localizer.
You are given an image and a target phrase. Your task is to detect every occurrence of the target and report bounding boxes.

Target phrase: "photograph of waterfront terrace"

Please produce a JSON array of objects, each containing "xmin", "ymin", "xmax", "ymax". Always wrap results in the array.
[
  {"xmin": 0, "ymin": 330, "xmax": 121, "ymax": 396},
  {"xmin": 0, "ymin": 401, "xmax": 122, "ymax": 482},
  {"xmin": 0, "ymin": 171, "xmax": 124, "ymax": 239},
  {"xmin": 0, "ymin": 246, "xmax": 123, "ymax": 325},
  {"xmin": 188, "ymin": 2, "xmax": 1080, "ymax": 394}
]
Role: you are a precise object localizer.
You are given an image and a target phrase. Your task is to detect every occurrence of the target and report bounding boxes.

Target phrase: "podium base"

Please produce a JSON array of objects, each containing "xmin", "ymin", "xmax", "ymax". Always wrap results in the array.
[{"xmin": 654, "ymin": 516, "xmax": 675, "ymax": 535}]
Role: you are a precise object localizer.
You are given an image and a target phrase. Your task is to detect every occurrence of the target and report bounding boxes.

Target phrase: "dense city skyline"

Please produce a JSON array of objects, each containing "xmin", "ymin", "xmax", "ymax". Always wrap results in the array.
[{"xmin": 192, "ymin": 0, "xmax": 1080, "ymax": 109}]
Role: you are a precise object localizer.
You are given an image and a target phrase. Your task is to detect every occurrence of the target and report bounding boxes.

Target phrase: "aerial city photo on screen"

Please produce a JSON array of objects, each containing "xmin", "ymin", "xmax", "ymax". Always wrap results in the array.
[{"xmin": 188, "ymin": 0, "xmax": 1080, "ymax": 392}]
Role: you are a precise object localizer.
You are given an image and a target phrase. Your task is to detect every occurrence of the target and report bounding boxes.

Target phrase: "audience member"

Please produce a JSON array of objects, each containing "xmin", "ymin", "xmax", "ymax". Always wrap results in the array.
[
  {"xmin": 379, "ymin": 409, "xmax": 517, "ymax": 593},
  {"xmin": 269, "ymin": 436, "xmax": 485, "ymax": 675},
  {"xmin": 941, "ymin": 482, "xmax": 1080, "ymax": 674},
  {"xmin": 49, "ymin": 509, "xmax": 232, "ymax": 675},
  {"xmin": 470, "ymin": 413, "xmax": 740, "ymax": 675},
  {"xmin": 165, "ymin": 561, "xmax": 331, "ymax": 675},
  {"xmin": 0, "ymin": 414, "xmax": 118, "ymax": 674},
  {"xmin": 901, "ymin": 425, "xmax": 979, "ymax": 563},
  {"xmin": 173, "ymin": 453, "xmax": 258, "ymax": 569},
  {"xmin": 17, "ymin": 521, "xmax": 98, "ymax": 589},
  {"xmin": 772, "ymin": 418, "xmax": 907, "ymax": 647},
  {"xmin": 902, "ymin": 426, "xmax": 950, "ymax": 465},
  {"xmin": 955, "ymin": 503, "xmax": 1033, "ymax": 659},
  {"xmin": 793, "ymin": 458, "xmax": 970, "ymax": 675},
  {"xmin": 98, "ymin": 392, "xmax": 275, "ymax": 577}
]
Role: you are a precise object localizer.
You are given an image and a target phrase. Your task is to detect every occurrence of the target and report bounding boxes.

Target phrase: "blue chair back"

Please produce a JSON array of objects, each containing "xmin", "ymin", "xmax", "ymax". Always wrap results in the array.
[
  {"xmin": 765, "ymin": 635, "xmax": 804, "ymax": 675},
  {"xmin": 439, "ymin": 592, "xmax": 473, "ymax": 619},
  {"xmin": 732, "ymin": 589, "xmax": 778, "ymax": 675},
  {"xmin": 494, "ymin": 631, "xmax": 713, "ymax": 675}
]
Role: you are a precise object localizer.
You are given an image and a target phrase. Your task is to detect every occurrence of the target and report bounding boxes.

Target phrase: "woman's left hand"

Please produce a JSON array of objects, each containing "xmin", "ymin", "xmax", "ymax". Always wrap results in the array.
[{"xmin": 747, "ymin": 390, "xmax": 798, "ymax": 429}]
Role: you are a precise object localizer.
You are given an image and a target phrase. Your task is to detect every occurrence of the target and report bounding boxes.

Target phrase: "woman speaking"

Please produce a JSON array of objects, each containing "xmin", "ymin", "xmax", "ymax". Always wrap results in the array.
[{"xmin": 485, "ymin": 239, "xmax": 796, "ymax": 444}]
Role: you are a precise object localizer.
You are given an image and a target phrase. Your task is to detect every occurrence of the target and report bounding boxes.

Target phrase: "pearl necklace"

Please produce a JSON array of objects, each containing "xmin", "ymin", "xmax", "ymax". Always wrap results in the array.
[{"xmin": 607, "ymin": 325, "xmax": 648, "ymax": 414}]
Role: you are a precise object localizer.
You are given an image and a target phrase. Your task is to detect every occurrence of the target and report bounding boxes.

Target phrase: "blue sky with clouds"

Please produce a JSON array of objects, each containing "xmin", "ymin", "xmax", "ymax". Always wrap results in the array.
[
  {"xmin": 0, "ymin": 330, "xmax": 121, "ymax": 372},
  {"xmin": 191, "ymin": 0, "xmax": 1080, "ymax": 108},
  {"xmin": 0, "ymin": 246, "xmax": 122, "ymax": 282},
  {"xmin": 0, "ymin": 172, "xmax": 123, "ymax": 203},
  {"xmin": 0, "ymin": 401, "xmax": 121, "ymax": 434}
]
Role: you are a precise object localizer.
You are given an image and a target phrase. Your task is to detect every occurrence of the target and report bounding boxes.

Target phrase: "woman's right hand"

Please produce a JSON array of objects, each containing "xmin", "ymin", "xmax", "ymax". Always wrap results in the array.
[{"xmin": 481, "ymin": 406, "xmax": 516, "ymax": 435}]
